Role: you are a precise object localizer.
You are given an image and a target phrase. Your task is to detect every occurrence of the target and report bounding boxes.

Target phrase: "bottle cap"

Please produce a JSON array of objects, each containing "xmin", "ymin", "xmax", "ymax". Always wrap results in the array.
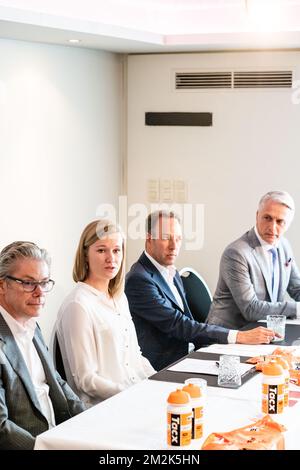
[
  {"xmin": 262, "ymin": 360, "xmax": 284, "ymax": 376},
  {"xmin": 167, "ymin": 389, "xmax": 190, "ymax": 405},
  {"xmin": 182, "ymin": 383, "xmax": 201, "ymax": 398},
  {"xmin": 272, "ymin": 355, "xmax": 289, "ymax": 370}
]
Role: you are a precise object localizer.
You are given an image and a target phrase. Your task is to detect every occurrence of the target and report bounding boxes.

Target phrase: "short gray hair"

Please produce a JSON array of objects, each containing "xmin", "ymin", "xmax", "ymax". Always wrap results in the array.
[
  {"xmin": 258, "ymin": 191, "xmax": 295, "ymax": 214},
  {"xmin": 0, "ymin": 241, "xmax": 51, "ymax": 279}
]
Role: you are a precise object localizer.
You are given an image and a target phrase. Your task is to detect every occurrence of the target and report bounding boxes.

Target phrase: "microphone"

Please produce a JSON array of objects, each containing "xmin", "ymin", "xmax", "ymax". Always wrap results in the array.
[{"xmin": 285, "ymin": 258, "xmax": 292, "ymax": 267}]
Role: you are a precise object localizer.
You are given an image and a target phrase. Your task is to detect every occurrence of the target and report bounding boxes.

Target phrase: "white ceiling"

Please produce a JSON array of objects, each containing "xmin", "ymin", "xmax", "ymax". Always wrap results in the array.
[{"xmin": 1, "ymin": 0, "xmax": 300, "ymax": 53}]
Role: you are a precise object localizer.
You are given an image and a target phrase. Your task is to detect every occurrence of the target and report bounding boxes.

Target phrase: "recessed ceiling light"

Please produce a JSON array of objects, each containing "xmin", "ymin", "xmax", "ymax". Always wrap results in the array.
[{"xmin": 68, "ymin": 39, "xmax": 81, "ymax": 44}]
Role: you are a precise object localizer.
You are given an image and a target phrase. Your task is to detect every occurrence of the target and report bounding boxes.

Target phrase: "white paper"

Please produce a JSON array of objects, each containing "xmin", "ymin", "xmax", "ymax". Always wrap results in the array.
[
  {"xmin": 168, "ymin": 358, "xmax": 254, "ymax": 376},
  {"xmin": 259, "ymin": 318, "xmax": 300, "ymax": 326},
  {"xmin": 199, "ymin": 344, "xmax": 277, "ymax": 357}
]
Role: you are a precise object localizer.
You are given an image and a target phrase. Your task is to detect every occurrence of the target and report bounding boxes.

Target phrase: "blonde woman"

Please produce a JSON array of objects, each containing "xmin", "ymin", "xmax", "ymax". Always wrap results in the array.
[{"xmin": 56, "ymin": 220, "xmax": 155, "ymax": 407}]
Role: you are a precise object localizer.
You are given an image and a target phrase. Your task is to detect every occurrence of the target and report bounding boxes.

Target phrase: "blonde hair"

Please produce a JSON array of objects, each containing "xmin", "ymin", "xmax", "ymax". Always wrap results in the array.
[{"xmin": 73, "ymin": 220, "xmax": 125, "ymax": 298}]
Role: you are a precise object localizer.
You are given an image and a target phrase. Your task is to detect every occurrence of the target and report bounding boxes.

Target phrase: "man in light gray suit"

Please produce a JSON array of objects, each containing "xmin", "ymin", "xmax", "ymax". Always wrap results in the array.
[
  {"xmin": 0, "ymin": 241, "xmax": 85, "ymax": 450},
  {"xmin": 207, "ymin": 190, "xmax": 300, "ymax": 330}
]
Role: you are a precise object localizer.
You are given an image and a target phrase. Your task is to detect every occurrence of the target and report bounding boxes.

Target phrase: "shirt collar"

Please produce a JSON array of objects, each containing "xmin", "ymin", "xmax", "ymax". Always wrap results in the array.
[
  {"xmin": 77, "ymin": 281, "xmax": 108, "ymax": 298},
  {"xmin": 144, "ymin": 250, "xmax": 176, "ymax": 279},
  {"xmin": 0, "ymin": 304, "xmax": 36, "ymax": 340},
  {"xmin": 254, "ymin": 225, "xmax": 278, "ymax": 251}
]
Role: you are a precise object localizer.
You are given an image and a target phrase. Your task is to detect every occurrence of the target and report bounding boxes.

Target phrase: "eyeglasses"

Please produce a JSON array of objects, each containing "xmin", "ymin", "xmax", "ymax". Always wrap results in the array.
[{"xmin": 5, "ymin": 275, "xmax": 55, "ymax": 293}]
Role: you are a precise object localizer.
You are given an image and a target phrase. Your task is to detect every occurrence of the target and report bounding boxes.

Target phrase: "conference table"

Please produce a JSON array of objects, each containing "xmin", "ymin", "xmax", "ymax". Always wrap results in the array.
[{"xmin": 34, "ymin": 319, "xmax": 300, "ymax": 450}]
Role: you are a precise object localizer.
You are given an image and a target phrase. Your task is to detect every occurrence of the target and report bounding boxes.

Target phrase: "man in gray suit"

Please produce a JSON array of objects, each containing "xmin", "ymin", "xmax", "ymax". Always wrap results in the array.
[
  {"xmin": 0, "ymin": 241, "xmax": 85, "ymax": 450},
  {"xmin": 207, "ymin": 190, "xmax": 300, "ymax": 330}
]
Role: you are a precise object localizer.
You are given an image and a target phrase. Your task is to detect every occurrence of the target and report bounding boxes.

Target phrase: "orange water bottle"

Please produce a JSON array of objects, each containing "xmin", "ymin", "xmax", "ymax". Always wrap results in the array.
[
  {"xmin": 262, "ymin": 360, "xmax": 285, "ymax": 415},
  {"xmin": 272, "ymin": 356, "xmax": 290, "ymax": 408},
  {"xmin": 167, "ymin": 389, "xmax": 192, "ymax": 447},
  {"xmin": 182, "ymin": 383, "xmax": 204, "ymax": 439}
]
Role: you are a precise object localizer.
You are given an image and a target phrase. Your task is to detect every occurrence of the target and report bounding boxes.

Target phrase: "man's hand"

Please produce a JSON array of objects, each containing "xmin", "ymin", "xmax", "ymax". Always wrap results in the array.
[{"xmin": 236, "ymin": 327, "xmax": 279, "ymax": 345}]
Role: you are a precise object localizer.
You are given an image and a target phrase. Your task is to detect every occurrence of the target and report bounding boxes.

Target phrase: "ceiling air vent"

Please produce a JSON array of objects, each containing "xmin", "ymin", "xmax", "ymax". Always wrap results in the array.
[
  {"xmin": 233, "ymin": 71, "xmax": 293, "ymax": 89},
  {"xmin": 176, "ymin": 72, "xmax": 232, "ymax": 90}
]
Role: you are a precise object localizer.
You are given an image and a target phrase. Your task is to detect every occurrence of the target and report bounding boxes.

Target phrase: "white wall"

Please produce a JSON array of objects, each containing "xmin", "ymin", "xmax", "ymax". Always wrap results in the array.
[
  {"xmin": 0, "ymin": 38, "xmax": 123, "ymax": 342},
  {"xmin": 127, "ymin": 51, "xmax": 300, "ymax": 295}
]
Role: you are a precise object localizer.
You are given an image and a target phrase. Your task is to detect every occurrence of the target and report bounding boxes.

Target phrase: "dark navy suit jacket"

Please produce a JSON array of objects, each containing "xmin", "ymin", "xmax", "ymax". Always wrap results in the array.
[{"xmin": 125, "ymin": 253, "xmax": 229, "ymax": 371}]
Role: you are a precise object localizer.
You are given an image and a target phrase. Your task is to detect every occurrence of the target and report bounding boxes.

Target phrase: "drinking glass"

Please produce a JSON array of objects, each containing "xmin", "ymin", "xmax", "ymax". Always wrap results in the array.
[
  {"xmin": 266, "ymin": 315, "xmax": 286, "ymax": 342},
  {"xmin": 217, "ymin": 355, "xmax": 241, "ymax": 388}
]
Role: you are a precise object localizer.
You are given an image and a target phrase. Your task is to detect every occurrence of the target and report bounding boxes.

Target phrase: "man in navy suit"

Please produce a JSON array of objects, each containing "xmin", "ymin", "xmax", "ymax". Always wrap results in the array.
[{"xmin": 125, "ymin": 210, "xmax": 275, "ymax": 371}]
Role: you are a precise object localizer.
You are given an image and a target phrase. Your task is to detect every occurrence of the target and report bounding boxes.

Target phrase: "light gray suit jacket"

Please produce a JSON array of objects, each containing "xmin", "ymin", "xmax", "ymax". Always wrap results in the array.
[
  {"xmin": 0, "ymin": 313, "xmax": 85, "ymax": 450},
  {"xmin": 207, "ymin": 228, "xmax": 300, "ymax": 329}
]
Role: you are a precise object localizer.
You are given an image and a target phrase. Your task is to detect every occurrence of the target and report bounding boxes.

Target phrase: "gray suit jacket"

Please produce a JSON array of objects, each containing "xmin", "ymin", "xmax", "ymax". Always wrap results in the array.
[
  {"xmin": 0, "ymin": 313, "xmax": 85, "ymax": 450},
  {"xmin": 207, "ymin": 227, "xmax": 300, "ymax": 329}
]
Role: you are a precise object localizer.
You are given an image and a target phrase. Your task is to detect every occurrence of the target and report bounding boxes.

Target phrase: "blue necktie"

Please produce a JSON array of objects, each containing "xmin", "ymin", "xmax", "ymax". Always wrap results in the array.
[{"xmin": 269, "ymin": 247, "xmax": 278, "ymax": 299}]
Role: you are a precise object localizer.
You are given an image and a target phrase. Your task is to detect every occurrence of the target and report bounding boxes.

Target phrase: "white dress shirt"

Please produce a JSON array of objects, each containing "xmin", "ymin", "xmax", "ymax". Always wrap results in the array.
[
  {"xmin": 144, "ymin": 251, "xmax": 184, "ymax": 310},
  {"xmin": 56, "ymin": 282, "xmax": 155, "ymax": 407},
  {"xmin": 144, "ymin": 251, "xmax": 238, "ymax": 344},
  {"xmin": 254, "ymin": 226, "xmax": 300, "ymax": 318},
  {"xmin": 254, "ymin": 226, "xmax": 280, "ymax": 302},
  {"xmin": 0, "ymin": 306, "xmax": 56, "ymax": 428}
]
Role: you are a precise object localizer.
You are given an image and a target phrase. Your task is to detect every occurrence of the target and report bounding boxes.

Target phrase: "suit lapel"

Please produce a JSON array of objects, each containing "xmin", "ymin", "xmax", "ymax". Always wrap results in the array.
[
  {"xmin": 174, "ymin": 273, "xmax": 192, "ymax": 316},
  {"xmin": 33, "ymin": 329, "xmax": 68, "ymax": 411},
  {"xmin": 152, "ymin": 269, "xmax": 184, "ymax": 310},
  {"xmin": 248, "ymin": 228, "xmax": 273, "ymax": 301},
  {"xmin": 252, "ymin": 246, "xmax": 273, "ymax": 300},
  {"xmin": 140, "ymin": 253, "xmax": 185, "ymax": 311},
  {"xmin": 0, "ymin": 314, "xmax": 45, "ymax": 416}
]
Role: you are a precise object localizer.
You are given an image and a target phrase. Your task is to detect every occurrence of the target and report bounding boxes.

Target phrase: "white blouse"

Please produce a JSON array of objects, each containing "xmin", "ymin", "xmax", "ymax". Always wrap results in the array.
[{"xmin": 56, "ymin": 282, "xmax": 155, "ymax": 407}]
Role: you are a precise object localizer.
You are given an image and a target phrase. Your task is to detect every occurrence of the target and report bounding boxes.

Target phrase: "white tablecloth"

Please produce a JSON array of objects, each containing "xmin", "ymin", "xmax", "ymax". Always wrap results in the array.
[{"xmin": 35, "ymin": 344, "xmax": 300, "ymax": 450}]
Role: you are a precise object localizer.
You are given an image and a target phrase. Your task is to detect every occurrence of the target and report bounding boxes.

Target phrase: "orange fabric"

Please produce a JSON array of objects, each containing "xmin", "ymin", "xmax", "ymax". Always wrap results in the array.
[
  {"xmin": 290, "ymin": 369, "xmax": 300, "ymax": 386},
  {"xmin": 246, "ymin": 347, "xmax": 300, "ymax": 384},
  {"xmin": 272, "ymin": 348, "xmax": 300, "ymax": 369},
  {"xmin": 201, "ymin": 415, "xmax": 286, "ymax": 450}
]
